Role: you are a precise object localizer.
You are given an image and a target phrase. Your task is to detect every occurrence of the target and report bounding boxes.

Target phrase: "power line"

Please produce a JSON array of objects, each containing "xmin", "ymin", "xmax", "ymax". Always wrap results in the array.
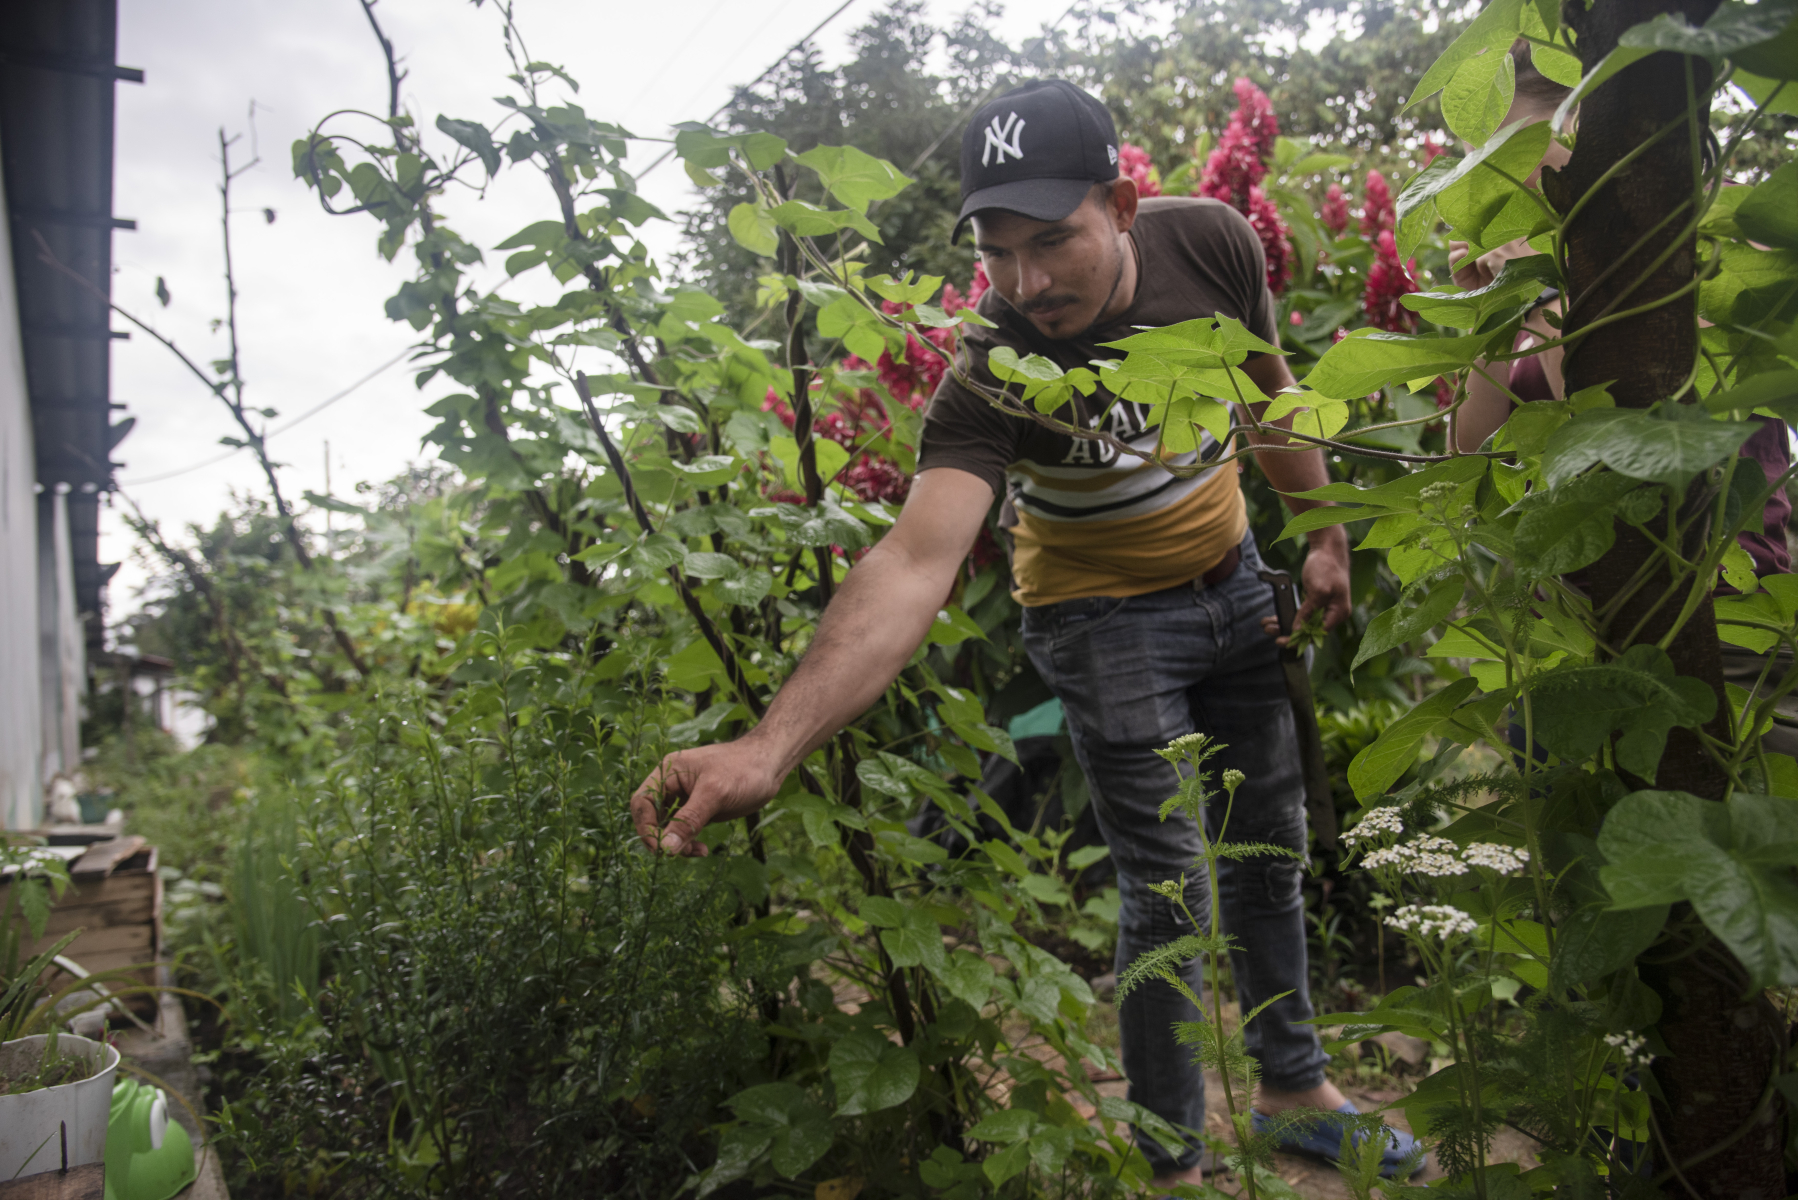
[
  {"xmin": 636, "ymin": 0, "xmax": 861, "ymax": 178},
  {"xmin": 620, "ymin": 0, "xmax": 740, "ymax": 125},
  {"xmin": 121, "ymin": 346, "xmax": 413, "ymax": 486}
]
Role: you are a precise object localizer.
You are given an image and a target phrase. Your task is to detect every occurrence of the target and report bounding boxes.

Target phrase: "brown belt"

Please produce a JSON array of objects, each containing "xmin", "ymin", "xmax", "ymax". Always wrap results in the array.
[{"xmin": 1195, "ymin": 544, "xmax": 1242, "ymax": 590}]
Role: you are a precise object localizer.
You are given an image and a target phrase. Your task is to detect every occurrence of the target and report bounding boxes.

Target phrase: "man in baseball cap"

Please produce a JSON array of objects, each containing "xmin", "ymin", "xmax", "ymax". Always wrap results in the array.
[{"xmin": 632, "ymin": 80, "xmax": 1421, "ymax": 1185}]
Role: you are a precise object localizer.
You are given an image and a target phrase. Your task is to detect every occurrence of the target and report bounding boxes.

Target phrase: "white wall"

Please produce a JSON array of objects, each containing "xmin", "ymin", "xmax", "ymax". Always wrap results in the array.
[{"xmin": 0, "ymin": 142, "xmax": 43, "ymax": 831}]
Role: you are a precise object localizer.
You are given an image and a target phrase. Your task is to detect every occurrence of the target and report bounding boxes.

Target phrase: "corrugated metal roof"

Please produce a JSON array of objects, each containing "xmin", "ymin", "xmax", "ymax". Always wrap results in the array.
[{"xmin": 1, "ymin": 0, "xmax": 138, "ymax": 653}]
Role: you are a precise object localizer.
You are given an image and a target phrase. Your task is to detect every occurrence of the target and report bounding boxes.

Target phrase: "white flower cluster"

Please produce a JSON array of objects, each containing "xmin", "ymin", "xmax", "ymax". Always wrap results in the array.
[
  {"xmin": 1363, "ymin": 835, "xmax": 1469, "ymax": 876},
  {"xmin": 1385, "ymin": 904, "xmax": 1479, "ymax": 940},
  {"xmin": 1341, "ymin": 806, "xmax": 1406, "ymax": 847},
  {"xmin": 1355, "ymin": 830, "xmax": 1533, "ymax": 878},
  {"xmin": 1462, "ymin": 843, "xmax": 1531, "ymax": 875},
  {"xmin": 1604, "ymin": 1032, "xmax": 1654, "ymax": 1066}
]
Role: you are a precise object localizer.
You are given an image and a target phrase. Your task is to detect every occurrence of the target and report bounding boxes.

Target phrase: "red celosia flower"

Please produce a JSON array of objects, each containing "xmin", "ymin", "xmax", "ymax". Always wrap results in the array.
[
  {"xmin": 1361, "ymin": 170, "xmax": 1395, "ymax": 239},
  {"xmin": 1117, "ymin": 142, "xmax": 1163, "ymax": 197},
  {"xmin": 967, "ymin": 261, "xmax": 990, "ymax": 305},
  {"xmin": 1196, "ymin": 79, "xmax": 1292, "ymax": 294},
  {"xmin": 1421, "ymin": 137, "xmax": 1445, "ymax": 167},
  {"xmin": 1320, "ymin": 183, "xmax": 1350, "ymax": 237},
  {"xmin": 1245, "ymin": 185, "xmax": 1292, "ymax": 295},
  {"xmin": 1197, "ymin": 77, "xmax": 1278, "ymax": 206},
  {"xmin": 1362, "ymin": 230, "xmax": 1420, "ymax": 333}
]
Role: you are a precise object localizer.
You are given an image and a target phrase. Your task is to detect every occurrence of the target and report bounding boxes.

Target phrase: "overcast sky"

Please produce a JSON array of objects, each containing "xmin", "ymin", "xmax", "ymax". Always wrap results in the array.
[{"xmin": 105, "ymin": 0, "xmax": 1082, "ymax": 618}]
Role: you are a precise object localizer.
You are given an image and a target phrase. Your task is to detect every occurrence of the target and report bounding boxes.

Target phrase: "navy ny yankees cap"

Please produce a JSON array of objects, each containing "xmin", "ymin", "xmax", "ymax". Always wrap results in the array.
[{"xmin": 954, "ymin": 79, "xmax": 1120, "ymax": 242}]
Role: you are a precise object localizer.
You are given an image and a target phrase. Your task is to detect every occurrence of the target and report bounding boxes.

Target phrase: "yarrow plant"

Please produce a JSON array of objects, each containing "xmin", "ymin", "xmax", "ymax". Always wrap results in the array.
[
  {"xmin": 1117, "ymin": 735, "xmax": 1310, "ymax": 1197},
  {"xmin": 1338, "ymin": 804, "xmax": 1405, "ymax": 845},
  {"xmin": 1362, "ymin": 834, "xmax": 1470, "ymax": 877},
  {"xmin": 1384, "ymin": 904, "xmax": 1479, "ymax": 941}
]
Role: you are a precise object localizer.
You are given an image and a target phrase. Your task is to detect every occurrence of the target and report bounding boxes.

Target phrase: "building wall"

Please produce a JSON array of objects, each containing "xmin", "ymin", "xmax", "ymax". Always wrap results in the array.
[{"xmin": 0, "ymin": 143, "xmax": 42, "ymax": 830}]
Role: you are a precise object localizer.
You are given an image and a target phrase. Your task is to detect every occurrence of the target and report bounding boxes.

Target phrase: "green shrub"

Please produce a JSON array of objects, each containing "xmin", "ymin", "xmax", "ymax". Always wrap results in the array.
[{"xmin": 218, "ymin": 633, "xmax": 772, "ymax": 1198}]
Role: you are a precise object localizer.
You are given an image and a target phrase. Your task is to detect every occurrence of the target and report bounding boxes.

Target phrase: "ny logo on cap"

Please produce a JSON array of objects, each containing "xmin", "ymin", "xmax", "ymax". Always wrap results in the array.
[{"xmin": 982, "ymin": 112, "xmax": 1025, "ymax": 166}]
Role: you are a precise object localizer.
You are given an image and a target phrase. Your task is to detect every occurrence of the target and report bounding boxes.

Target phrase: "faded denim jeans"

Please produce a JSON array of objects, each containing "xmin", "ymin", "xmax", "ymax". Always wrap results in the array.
[{"xmin": 1020, "ymin": 530, "xmax": 1329, "ymax": 1176}]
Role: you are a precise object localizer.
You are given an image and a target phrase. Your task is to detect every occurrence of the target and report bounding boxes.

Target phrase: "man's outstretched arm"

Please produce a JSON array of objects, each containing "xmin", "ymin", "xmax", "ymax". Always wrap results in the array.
[{"xmin": 630, "ymin": 466, "xmax": 995, "ymax": 855}]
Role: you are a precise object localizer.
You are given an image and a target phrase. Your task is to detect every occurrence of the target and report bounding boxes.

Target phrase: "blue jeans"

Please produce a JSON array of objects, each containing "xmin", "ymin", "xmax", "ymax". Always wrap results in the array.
[{"xmin": 1019, "ymin": 530, "xmax": 1329, "ymax": 1175}]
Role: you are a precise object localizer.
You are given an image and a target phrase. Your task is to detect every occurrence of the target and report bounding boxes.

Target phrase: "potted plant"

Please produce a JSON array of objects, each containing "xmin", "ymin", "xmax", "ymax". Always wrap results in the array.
[{"xmin": 0, "ymin": 844, "xmax": 123, "ymax": 1179}]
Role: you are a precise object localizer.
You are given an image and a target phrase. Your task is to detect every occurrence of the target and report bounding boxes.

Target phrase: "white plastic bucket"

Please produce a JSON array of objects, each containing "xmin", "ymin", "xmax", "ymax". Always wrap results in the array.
[{"xmin": 0, "ymin": 1034, "xmax": 121, "ymax": 1179}]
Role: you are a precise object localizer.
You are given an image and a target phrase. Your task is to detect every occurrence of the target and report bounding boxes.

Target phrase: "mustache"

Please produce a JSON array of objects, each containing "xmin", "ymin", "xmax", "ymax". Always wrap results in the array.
[{"xmin": 1022, "ymin": 293, "xmax": 1081, "ymax": 315}]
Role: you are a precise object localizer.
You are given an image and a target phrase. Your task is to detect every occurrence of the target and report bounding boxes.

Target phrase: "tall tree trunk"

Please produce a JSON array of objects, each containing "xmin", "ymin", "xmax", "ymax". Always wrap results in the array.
[{"xmin": 1552, "ymin": 0, "xmax": 1787, "ymax": 1191}]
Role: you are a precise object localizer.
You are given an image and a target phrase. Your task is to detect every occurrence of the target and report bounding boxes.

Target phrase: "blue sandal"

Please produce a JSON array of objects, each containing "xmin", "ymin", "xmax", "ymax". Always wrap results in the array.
[{"xmin": 1250, "ymin": 1101, "xmax": 1426, "ymax": 1179}]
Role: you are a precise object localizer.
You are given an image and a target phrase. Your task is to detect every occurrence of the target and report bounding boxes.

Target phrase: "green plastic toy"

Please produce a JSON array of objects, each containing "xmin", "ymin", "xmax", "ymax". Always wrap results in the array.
[{"xmin": 104, "ymin": 1078, "xmax": 197, "ymax": 1200}]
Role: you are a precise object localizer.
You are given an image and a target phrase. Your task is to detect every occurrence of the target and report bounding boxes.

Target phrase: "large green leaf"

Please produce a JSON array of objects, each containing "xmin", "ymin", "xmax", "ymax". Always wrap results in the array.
[
  {"xmin": 727, "ymin": 202, "xmax": 779, "ymax": 257},
  {"xmin": 1407, "ymin": 0, "xmax": 1526, "ymax": 108},
  {"xmin": 436, "ymin": 116, "xmax": 500, "ymax": 175},
  {"xmin": 1736, "ymin": 163, "xmax": 1798, "ymax": 251},
  {"xmin": 1542, "ymin": 408, "xmax": 1756, "ymax": 488},
  {"xmin": 793, "ymin": 144, "xmax": 913, "ymax": 210},
  {"xmin": 727, "ymin": 1083, "xmax": 835, "ymax": 1178},
  {"xmin": 1442, "ymin": 43, "xmax": 1517, "ymax": 146},
  {"xmin": 768, "ymin": 199, "xmax": 882, "ymax": 243},
  {"xmin": 877, "ymin": 907, "xmax": 948, "ymax": 972},
  {"xmin": 1618, "ymin": 0, "xmax": 1798, "ymax": 61},
  {"xmin": 1355, "ymin": 575, "xmax": 1466, "ymax": 669},
  {"xmin": 931, "ymin": 948, "xmax": 997, "ymax": 1008},
  {"xmin": 1528, "ymin": 644, "xmax": 1716, "ymax": 779},
  {"xmin": 1700, "ymin": 242, "xmax": 1798, "ymax": 326},
  {"xmin": 673, "ymin": 123, "xmax": 787, "ymax": 170},
  {"xmin": 1598, "ymin": 789, "xmax": 1798, "ymax": 988},
  {"xmin": 1512, "ymin": 471, "xmax": 1641, "ymax": 577},
  {"xmin": 1735, "ymin": 69, "xmax": 1798, "ymax": 114},
  {"xmin": 1304, "ymin": 329, "xmax": 1500, "ymax": 400},
  {"xmin": 1735, "ymin": 3, "xmax": 1798, "ymax": 77},
  {"xmin": 1548, "ymin": 904, "xmax": 1670, "ymax": 990},
  {"xmin": 1702, "ymin": 368, "xmax": 1798, "ymax": 417},
  {"xmin": 829, "ymin": 1030, "xmax": 921, "ymax": 1116},
  {"xmin": 1349, "ymin": 677, "xmax": 1480, "ymax": 800},
  {"xmin": 1400, "ymin": 254, "xmax": 1559, "ymax": 330},
  {"xmin": 1395, "ymin": 120, "xmax": 1552, "ymax": 236}
]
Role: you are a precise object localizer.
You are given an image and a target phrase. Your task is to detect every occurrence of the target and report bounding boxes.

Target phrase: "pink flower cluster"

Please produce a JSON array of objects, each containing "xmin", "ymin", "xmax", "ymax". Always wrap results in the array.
[
  {"xmin": 757, "ymin": 270, "xmax": 992, "ymax": 505},
  {"xmin": 762, "ymin": 382, "xmax": 922, "ymax": 504},
  {"xmin": 1117, "ymin": 142, "xmax": 1163, "ymax": 198},
  {"xmin": 1362, "ymin": 229, "xmax": 1420, "ymax": 334},
  {"xmin": 1320, "ymin": 183, "xmax": 1350, "ymax": 237},
  {"xmin": 1196, "ymin": 78, "xmax": 1292, "ymax": 294},
  {"xmin": 1361, "ymin": 170, "xmax": 1396, "ymax": 239},
  {"xmin": 1198, "ymin": 78, "xmax": 1279, "ymax": 204}
]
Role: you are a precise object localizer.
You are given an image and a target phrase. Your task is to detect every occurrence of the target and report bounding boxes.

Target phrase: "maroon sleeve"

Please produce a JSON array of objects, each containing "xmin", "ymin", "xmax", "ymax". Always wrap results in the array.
[{"xmin": 1737, "ymin": 417, "xmax": 1792, "ymax": 577}]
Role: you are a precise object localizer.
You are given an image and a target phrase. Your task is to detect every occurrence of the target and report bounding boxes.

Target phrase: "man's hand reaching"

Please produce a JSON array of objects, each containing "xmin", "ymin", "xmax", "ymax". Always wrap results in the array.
[
  {"xmin": 625, "ymin": 468, "xmax": 995, "ymax": 858},
  {"xmin": 1260, "ymin": 530, "xmax": 1353, "ymax": 647},
  {"xmin": 631, "ymin": 741, "xmax": 783, "ymax": 857}
]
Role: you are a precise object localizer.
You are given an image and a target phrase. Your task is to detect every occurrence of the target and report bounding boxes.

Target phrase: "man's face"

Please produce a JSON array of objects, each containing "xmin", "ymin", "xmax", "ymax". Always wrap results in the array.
[{"xmin": 972, "ymin": 181, "xmax": 1136, "ymax": 340}]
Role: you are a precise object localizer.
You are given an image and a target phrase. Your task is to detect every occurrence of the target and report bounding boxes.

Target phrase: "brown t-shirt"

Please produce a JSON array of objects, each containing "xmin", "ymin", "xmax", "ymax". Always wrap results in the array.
[{"xmin": 918, "ymin": 196, "xmax": 1279, "ymax": 606}]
